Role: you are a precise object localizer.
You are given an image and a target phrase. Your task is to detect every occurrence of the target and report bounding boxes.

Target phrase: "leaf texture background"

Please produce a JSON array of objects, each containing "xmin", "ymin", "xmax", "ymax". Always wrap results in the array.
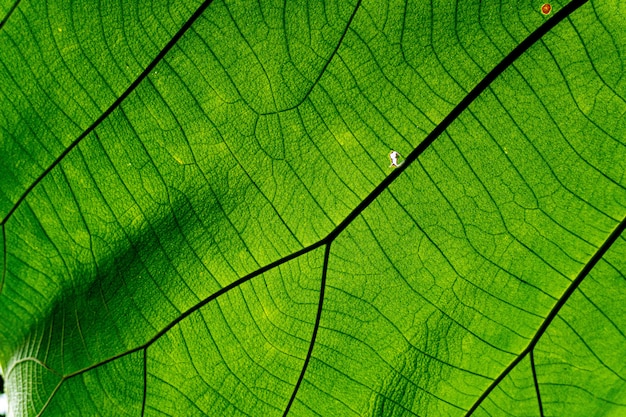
[{"xmin": 0, "ymin": 0, "xmax": 625, "ymax": 416}]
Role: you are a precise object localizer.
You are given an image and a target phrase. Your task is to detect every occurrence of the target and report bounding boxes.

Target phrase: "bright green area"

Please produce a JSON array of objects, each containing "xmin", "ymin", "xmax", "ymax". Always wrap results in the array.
[
  {"xmin": 0, "ymin": 0, "xmax": 625, "ymax": 416},
  {"xmin": 0, "ymin": 1, "xmax": 13, "ymax": 23},
  {"xmin": 475, "ymin": 236, "xmax": 626, "ymax": 417}
]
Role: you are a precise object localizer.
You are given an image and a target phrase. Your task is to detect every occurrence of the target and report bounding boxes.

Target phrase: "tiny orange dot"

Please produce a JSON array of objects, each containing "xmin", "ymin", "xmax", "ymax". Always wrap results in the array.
[{"xmin": 541, "ymin": 3, "xmax": 552, "ymax": 15}]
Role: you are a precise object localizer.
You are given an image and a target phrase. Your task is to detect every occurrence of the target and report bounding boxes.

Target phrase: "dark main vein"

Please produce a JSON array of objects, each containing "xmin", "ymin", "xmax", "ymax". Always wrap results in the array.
[
  {"xmin": 464, "ymin": 213, "xmax": 626, "ymax": 416},
  {"xmin": 530, "ymin": 350, "xmax": 545, "ymax": 417},
  {"xmin": 0, "ymin": 0, "xmax": 20, "ymax": 31},
  {"xmin": 279, "ymin": 1, "xmax": 592, "ymax": 406},
  {"xmin": 283, "ymin": 243, "xmax": 331, "ymax": 416},
  {"xmin": 327, "ymin": 0, "xmax": 589, "ymax": 241}
]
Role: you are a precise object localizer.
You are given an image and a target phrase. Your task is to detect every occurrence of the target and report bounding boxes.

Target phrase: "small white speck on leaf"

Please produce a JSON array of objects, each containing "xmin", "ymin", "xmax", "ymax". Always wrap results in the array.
[{"xmin": 389, "ymin": 150, "xmax": 403, "ymax": 168}]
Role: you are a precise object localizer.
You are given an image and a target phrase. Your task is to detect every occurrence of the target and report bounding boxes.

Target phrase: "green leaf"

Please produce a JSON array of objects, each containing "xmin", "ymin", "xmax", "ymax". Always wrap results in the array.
[{"xmin": 1, "ymin": 0, "xmax": 625, "ymax": 416}]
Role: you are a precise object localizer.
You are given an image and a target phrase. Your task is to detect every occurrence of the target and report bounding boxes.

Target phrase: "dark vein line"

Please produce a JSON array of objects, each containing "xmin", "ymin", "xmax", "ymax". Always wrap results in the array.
[
  {"xmin": 141, "ymin": 348, "xmax": 147, "ymax": 417},
  {"xmin": 283, "ymin": 243, "xmax": 330, "ymax": 417},
  {"xmin": 464, "ymin": 212, "xmax": 626, "ymax": 416},
  {"xmin": 59, "ymin": 240, "xmax": 325, "ymax": 380},
  {"xmin": 325, "ymin": 0, "xmax": 589, "ymax": 243},
  {"xmin": 530, "ymin": 350, "xmax": 545, "ymax": 417},
  {"xmin": 0, "ymin": 0, "xmax": 20, "ymax": 30},
  {"xmin": 33, "ymin": 240, "xmax": 326, "ymax": 415},
  {"xmin": 558, "ymin": 314, "xmax": 626, "ymax": 383},
  {"xmin": 0, "ymin": 0, "xmax": 217, "ymax": 226},
  {"xmin": 260, "ymin": 0, "xmax": 362, "ymax": 115},
  {"xmin": 144, "ymin": 240, "xmax": 324, "ymax": 348}
]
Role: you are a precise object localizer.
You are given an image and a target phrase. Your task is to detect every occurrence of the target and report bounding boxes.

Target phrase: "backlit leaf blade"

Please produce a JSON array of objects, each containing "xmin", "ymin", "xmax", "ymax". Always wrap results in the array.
[
  {"xmin": 0, "ymin": 0, "xmax": 624, "ymax": 416},
  {"xmin": 285, "ymin": 4, "xmax": 626, "ymax": 412}
]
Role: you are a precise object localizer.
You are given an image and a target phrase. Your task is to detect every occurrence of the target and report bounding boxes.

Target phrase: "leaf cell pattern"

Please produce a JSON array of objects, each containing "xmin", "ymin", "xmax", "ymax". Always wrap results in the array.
[{"xmin": 1, "ymin": 0, "xmax": 625, "ymax": 416}]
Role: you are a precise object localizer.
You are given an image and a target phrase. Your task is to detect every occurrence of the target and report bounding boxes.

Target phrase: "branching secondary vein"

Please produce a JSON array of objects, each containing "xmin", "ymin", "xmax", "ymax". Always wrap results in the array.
[
  {"xmin": 50, "ymin": 240, "xmax": 326, "ymax": 382},
  {"xmin": 530, "ymin": 350, "xmax": 545, "ymax": 417},
  {"xmin": 141, "ymin": 348, "xmax": 148, "ymax": 417},
  {"xmin": 0, "ymin": 0, "xmax": 217, "ymax": 227},
  {"xmin": 465, "ymin": 212, "xmax": 626, "ymax": 416},
  {"xmin": 283, "ymin": 243, "xmax": 330, "ymax": 416},
  {"xmin": 1, "ymin": 225, "xmax": 6, "ymax": 294},
  {"xmin": 259, "ymin": 0, "xmax": 363, "ymax": 116},
  {"xmin": 32, "ymin": 239, "xmax": 327, "ymax": 416}
]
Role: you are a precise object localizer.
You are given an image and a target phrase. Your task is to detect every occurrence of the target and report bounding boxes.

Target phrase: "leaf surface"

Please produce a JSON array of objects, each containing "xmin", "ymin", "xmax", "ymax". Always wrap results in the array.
[{"xmin": 1, "ymin": 0, "xmax": 625, "ymax": 416}]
